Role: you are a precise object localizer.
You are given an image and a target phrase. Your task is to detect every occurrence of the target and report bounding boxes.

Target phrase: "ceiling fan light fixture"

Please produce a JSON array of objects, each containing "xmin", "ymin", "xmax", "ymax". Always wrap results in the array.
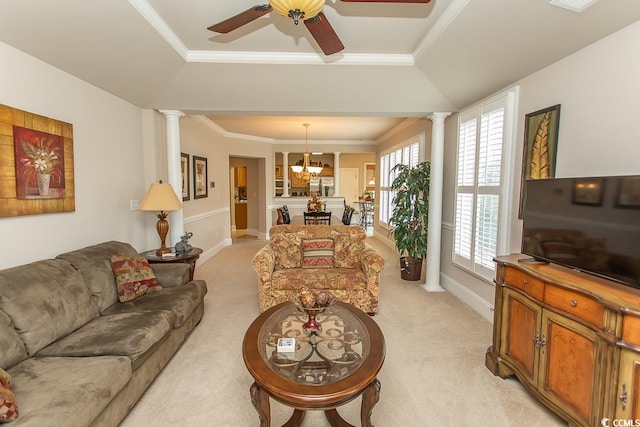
[{"xmin": 269, "ymin": 0, "xmax": 325, "ymax": 24}]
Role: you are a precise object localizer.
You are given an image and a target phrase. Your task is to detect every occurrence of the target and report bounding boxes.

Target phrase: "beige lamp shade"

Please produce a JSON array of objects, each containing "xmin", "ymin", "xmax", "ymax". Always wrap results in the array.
[{"xmin": 139, "ymin": 181, "xmax": 183, "ymax": 212}]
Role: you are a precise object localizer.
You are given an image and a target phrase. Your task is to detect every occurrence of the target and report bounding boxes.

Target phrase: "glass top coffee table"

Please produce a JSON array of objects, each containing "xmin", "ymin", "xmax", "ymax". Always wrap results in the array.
[{"xmin": 242, "ymin": 301, "xmax": 385, "ymax": 427}]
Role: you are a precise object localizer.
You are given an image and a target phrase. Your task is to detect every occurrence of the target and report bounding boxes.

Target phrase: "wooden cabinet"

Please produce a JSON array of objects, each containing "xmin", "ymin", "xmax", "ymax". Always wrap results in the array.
[
  {"xmin": 235, "ymin": 203, "xmax": 247, "ymax": 229},
  {"xmin": 320, "ymin": 166, "xmax": 333, "ymax": 177},
  {"xmin": 487, "ymin": 254, "xmax": 640, "ymax": 427},
  {"xmin": 235, "ymin": 166, "xmax": 247, "ymax": 187},
  {"xmin": 275, "ymin": 165, "xmax": 283, "ymax": 178},
  {"xmin": 616, "ymin": 349, "xmax": 640, "ymax": 420},
  {"xmin": 289, "ymin": 167, "xmax": 308, "ymax": 189}
]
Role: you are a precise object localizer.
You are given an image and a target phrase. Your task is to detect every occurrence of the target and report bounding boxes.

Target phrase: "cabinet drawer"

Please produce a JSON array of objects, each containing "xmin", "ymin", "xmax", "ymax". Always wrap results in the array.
[
  {"xmin": 504, "ymin": 268, "xmax": 544, "ymax": 300},
  {"xmin": 544, "ymin": 284, "xmax": 604, "ymax": 329},
  {"xmin": 622, "ymin": 313, "xmax": 640, "ymax": 346}
]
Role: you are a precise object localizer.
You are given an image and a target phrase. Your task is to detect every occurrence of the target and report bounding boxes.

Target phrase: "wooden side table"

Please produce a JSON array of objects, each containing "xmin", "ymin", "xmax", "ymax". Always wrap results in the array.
[{"xmin": 140, "ymin": 247, "xmax": 202, "ymax": 281}]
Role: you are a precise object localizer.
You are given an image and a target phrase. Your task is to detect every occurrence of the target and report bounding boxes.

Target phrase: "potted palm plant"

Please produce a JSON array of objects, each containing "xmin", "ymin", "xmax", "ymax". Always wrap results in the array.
[{"xmin": 388, "ymin": 161, "xmax": 430, "ymax": 281}]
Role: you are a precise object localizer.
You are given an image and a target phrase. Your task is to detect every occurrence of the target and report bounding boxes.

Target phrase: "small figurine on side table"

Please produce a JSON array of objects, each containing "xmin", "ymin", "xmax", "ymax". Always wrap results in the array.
[{"xmin": 175, "ymin": 232, "xmax": 193, "ymax": 254}]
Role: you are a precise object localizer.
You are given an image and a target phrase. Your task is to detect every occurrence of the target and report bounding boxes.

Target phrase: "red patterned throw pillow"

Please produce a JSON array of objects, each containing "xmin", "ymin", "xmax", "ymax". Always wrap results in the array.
[
  {"xmin": 111, "ymin": 255, "xmax": 162, "ymax": 302},
  {"xmin": 0, "ymin": 368, "xmax": 18, "ymax": 422},
  {"xmin": 302, "ymin": 239, "xmax": 334, "ymax": 268}
]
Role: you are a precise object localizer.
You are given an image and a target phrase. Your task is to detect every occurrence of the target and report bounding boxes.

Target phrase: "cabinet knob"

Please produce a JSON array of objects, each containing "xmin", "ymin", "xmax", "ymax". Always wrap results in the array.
[
  {"xmin": 570, "ymin": 300, "xmax": 578, "ymax": 307},
  {"xmin": 620, "ymin": 383, "xmax": 628, "ymax": 410}
]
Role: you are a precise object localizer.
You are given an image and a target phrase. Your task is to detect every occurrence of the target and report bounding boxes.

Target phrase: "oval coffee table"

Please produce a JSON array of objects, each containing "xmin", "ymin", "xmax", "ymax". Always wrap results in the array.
[{"xmin": 242, "ymin": 301, "xmax": 385, "ymax": 427}]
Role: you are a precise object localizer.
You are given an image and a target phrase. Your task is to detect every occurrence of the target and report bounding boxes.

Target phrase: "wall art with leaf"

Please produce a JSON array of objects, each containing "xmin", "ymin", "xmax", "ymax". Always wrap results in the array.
[{"xmin": 518, "ymin": 104, "xmax": 561, "ymax": 218}]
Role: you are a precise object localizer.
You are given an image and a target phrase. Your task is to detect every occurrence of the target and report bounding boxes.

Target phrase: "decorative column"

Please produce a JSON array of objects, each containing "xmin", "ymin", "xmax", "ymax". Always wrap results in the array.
[
  {"xmin": 333, "ymin": 152, "xmax": 340, "ymax": 197},
  {"xmin": 159, "ymin": 110, "xmax": 185, "ymax": 248},
  {"xmin": 282, "ymin": 152, "xmax": 290, "ymax": 197},
  {"xmin": 424, "ymin": 112, "xmax": 451, "ymax": 292}
]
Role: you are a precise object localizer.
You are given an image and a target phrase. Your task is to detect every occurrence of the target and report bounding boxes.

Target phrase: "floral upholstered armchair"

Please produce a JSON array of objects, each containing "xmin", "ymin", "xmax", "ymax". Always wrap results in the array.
[{"xmin": 252, "ymin": 225, "xmax": 385, "ymax": 314}]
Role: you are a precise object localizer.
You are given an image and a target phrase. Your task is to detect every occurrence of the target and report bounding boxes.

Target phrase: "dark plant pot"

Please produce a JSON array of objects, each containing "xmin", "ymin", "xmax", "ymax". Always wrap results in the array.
[{"xmin": 400, "ymin": 257, "xmax": 422, "ymax": 281}]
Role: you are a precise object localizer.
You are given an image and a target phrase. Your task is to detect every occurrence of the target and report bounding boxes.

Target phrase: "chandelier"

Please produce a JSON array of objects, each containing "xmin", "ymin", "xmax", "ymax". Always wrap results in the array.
[
  {"xmin": 291, "ymin": 123, "xmax": 323, "ymax": 181},
  {"xmin": 269, "ymin": 0, "xmax": 325, "ymax": 25}
]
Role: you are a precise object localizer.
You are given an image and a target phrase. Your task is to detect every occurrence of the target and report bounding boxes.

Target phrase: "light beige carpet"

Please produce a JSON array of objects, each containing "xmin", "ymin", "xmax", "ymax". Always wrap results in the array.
[{"xmin": 120, "ymin": 235, "xmax": 566, "ymax": 426}]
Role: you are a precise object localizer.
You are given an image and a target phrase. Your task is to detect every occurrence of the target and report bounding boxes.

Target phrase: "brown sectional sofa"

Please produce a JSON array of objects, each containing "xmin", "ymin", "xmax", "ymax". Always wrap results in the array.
[
  {"xmin": 0, "ymin": 241, "xmax": 207, "ymax": 426},
  {"xmin": 252, "ymin": 225, "xmax": 384, "ymax": 314}
]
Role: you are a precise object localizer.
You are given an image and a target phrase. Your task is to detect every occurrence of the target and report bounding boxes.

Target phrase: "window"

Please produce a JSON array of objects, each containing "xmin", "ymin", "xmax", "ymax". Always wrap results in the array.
[
  {"xmin": 379, "ymin": 135, "xmax": 422, "ymax": 226},
  {"xmin": 453, "ymin": 89, "xmax": 518, "ymax": 281}
]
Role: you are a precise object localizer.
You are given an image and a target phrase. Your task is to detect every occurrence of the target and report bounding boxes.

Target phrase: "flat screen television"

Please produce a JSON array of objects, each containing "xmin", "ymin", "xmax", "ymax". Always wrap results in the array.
[{"xmin": 521, "ymin": 175, "xmax": 640, "ymax": 289}]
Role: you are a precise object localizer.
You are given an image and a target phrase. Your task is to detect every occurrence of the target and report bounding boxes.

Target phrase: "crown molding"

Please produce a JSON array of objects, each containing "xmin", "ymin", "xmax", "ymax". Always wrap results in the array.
[
  {"xmin": 192, "ymin": 116, "xmax": 276, "ymax": 143},
  {"xmin": 413, "ymin": 0, "xmax": 471, "ymax": 58},
  {"xmin": 130, "ymin": 0, "xmax": 415, "ymax": 66},
  {"xmin": 187, "ymin": 50, "xmax": 413, "ymax": 66},
  {"xmin": 128, "ymin": 0, "xmax": 189, "ymax": 60}
]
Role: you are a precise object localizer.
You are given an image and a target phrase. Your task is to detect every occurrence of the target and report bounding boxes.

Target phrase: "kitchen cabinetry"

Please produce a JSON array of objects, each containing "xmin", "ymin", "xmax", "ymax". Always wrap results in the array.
[
  {"xmin": 235, "ymin": 203, "xmax": 247, "ymax": 229},
  {"xmin": 289, "ymin": 167, "xmax": 308, "ymax": 189},
  {"xmin": 320, "ymin": 166, "xmax": 333, "ymax": 177},
  {"xmin": 235, "ymin": 166, "xmax": 247, "ymax": 187},
  {"xmin": 275, "ymin": 165, "xmax": 283, "ymax": 178},
  {"xmin": 486, "ymin": 254, "xmax": 640, "ymax": 427}
]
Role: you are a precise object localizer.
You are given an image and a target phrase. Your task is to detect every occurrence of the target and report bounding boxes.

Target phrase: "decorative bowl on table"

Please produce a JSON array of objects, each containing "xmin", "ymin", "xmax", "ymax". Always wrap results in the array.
[{"xmin": 291, "ymin": 290, "xmax": 335, "ymax": 334}]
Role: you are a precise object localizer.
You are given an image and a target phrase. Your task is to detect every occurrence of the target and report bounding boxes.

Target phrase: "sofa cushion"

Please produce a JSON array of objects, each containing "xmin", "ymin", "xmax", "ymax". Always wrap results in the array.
[
  {"xmin": 0, "ymin": 310, "xmax": 28, "ymax": 371},
  {"xmin": 102, "ymin": 280, "xmax": 207, "ymax": 328},
  {"xmin": 271, "ymin": 268, "xmax": 367, "ymax": 291},
  {"xmin": 271, "ymin": 232, "xmax": 304, "ymax": 270},
  {"xmin": 111, "ymin": 255, "xmax": 162, "ymax": 302},
  {"xmin": 56, "ymin": 241, "xmax": 140, "ymax": 313},
  {"xmin": 36, "ymin": 311, "xmax": 173, "ymax": 371},
  {"xmin": 332, "ymin": 229, "xmax": 365, "ymax": 268},
  {"xmin": 0, "ymin": 368, "xmax": 18, "ymax": 422},
  {"xmin": 302, "ymin": 239, "xmax": 334, "ymax": 268},
  {"xmin": 0, "ymin": 259, "xmax": 99, "ymax": 356},
  {"xmin": 8, "ymin": 356, "xmax": 131, "ymax": 427}
]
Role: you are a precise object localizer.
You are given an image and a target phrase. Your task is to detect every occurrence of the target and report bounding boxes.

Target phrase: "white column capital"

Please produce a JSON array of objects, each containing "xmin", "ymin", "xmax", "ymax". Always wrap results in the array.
[
  {"xmin": 428, "ymin": 112, "xmax": 452, "ymax": 121},
  {"xmin": 158, "ymin": 110, "xmax": 185, "ymax": 119}
]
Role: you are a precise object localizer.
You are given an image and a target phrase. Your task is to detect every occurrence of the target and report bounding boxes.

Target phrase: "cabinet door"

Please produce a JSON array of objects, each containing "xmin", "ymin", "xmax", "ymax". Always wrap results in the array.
[
  {"xmin": 235, "ymin": 167, "xmax": 247, "ymax": 187},
  {"xmin": 616, "ymin": 349, "xmax": 640, "ymax": 421},
  {"xmin": 539, "ymin": 309, "xmax": 598, "ymax": 426},
  {"xmin": 500, "ymin": 288, "xmax": 541, "ymax": 384}
]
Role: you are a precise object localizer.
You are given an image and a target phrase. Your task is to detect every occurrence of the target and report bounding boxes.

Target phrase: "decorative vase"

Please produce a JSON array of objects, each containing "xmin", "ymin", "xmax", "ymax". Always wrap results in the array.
[{"xmin": 37, "ymin": 173, "xmax": 51, "ymax": 196}]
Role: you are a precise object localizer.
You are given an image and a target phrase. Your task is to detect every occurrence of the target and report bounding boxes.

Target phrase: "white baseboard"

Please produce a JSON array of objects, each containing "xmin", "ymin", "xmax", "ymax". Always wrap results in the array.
[
  {"xmin": 198, "ymin": 238, "xmax": 232, "ymax": 265},
  {"xmin": 440, "ymin": 273, "xmax": 495, "ymax": 323}
]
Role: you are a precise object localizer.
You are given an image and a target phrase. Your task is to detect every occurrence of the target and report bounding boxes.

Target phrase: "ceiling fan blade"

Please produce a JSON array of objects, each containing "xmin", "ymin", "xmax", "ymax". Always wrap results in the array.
[
  {"xmin": 207, "ymin": 5, "xmax": 272, "ymax": 34},
  {"xmin": 341, "ymin": 0, "xmax": 431, "ymax": 3},
  {"xmin": 304, "ymin": 12, "xmax": 345, "ymax": 56}
]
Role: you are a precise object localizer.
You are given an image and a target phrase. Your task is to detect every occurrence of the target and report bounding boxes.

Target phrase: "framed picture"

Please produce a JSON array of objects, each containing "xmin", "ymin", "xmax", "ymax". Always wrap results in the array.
[
  {"xmin": 518, "ymin": 104, "xmax": 561, "ymax": 218},
  {"xmin": 0, "ymin": 103, "xmax": 75, "ymax": 218},
  {"xmin": 193, "ymin": 155, "xmax": 208, "ymax": 199},
  {"xmin": 180, "ymin": 152, "xmax": 190, "ymax": 201},
  {"xmin": 615, "ymin": 176, "xmax": 640, "ymax": 208},
  {"xmin": 572, "ymin": 178, "xmax": 604, "ymax": 206}
]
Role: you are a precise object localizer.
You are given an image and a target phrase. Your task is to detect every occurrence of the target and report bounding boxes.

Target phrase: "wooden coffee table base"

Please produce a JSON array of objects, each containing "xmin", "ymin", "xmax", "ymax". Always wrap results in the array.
[{"xmin": 249, "ymin": 379, "xmax": 381, "ymax": 427}]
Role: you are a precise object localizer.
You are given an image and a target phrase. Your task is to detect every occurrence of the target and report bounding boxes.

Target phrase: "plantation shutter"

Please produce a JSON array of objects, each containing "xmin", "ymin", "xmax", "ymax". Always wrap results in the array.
[
  {"xmin": 453, "ymin": 94, "xmax": 512, "ymax": 280},
  {"xmin": 379, "ymin": 139, "xmax": 421, "ymax": 227}
]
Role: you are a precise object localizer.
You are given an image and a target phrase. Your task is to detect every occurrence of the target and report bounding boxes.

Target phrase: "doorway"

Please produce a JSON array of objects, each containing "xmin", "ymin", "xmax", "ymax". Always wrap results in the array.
[{"xmin": 339, "ymin": 168, "xmax": 359, "ymax": 206}]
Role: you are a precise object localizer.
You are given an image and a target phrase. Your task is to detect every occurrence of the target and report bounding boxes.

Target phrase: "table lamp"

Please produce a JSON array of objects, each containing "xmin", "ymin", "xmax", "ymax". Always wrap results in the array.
[{"xmin": 139, "ymin": 180, "xmax": 183, "ymax": 256}]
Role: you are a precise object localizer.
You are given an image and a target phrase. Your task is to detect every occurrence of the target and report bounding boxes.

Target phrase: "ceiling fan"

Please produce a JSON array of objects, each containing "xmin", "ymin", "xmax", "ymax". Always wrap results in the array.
[{"xmin": 208, "ymin": 0, "xmax": 432, "ymax": 56}]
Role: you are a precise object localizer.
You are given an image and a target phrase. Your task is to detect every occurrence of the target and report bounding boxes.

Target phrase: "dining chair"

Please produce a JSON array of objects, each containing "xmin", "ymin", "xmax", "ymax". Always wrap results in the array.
[{"xmin": 304, "ymin": 211, "xmax": 331, "ymax": 225}]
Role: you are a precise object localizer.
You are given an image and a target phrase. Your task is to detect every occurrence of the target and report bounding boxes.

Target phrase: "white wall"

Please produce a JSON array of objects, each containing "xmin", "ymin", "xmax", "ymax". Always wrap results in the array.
[
  {"xmin": 178, "ymin": 116, "xmax": 274, "ymax": 257},
  {"xmin": 0, "ymin": 41, "xmax": 150, "ymax": 269},
  {"xmin": 440, "ymin": 20, "xmax": 640, "ymax": 322}
]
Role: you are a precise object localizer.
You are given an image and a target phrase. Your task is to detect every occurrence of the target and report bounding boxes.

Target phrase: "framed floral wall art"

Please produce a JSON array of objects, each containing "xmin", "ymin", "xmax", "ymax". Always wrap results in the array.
[
  {"xmin": 0, "ymin": 103, "xmax": 75, "ymax": 217},
  {"xmin": 518, "ymin": 104, "xmax": 561, "ymax": 218},
  {"xmin": 193, "ymin": 155, "xmax": 208, "ymax": 199},
  {"xmin": 14, "ymin": 127, "xmax": 65, "ymax": 199},
  {"xmin": 181, "ymin": 152, "xmax": 190, "ymax": 201}
]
